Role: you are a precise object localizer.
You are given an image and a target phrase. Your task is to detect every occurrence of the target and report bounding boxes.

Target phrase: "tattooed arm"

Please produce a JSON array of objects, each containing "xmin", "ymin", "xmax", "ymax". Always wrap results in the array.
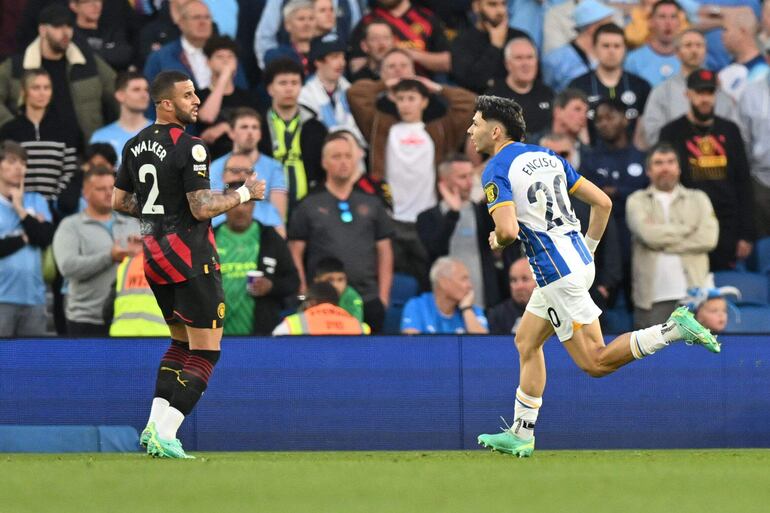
[
  {"xmin": 186, "ymin": 173, "xmax": 266, "ymax": 221},
  {"xmin": 186, "ymin": 189, "xmax": 242, "ymax": 221},
  {"xmin": 112, "ymin": 187, "xmax": 142, "ymax": 218}
]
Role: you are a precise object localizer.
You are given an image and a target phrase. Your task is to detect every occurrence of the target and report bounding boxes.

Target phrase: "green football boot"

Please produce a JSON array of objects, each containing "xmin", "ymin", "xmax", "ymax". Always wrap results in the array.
[
  {"xmin": 478, "ymin": 431, "xmax": 535, "ymax": 458},
  {"xmin": 148, "ymin": 435, "xmax": 196, "ymax": 459},
  {"xmin": 139, "ymin": 422, "xmax": 154, "ymax": 449},
  {"xmin": 668, "ymin": 306, "xmax": 721, "ymax": 353}
]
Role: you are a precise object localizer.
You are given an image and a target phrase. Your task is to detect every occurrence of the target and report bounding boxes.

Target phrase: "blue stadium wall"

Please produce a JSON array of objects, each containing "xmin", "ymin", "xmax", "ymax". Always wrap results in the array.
[{"xmin": 1, "ymin": 335, "xmax": 768, "ymax": 451}]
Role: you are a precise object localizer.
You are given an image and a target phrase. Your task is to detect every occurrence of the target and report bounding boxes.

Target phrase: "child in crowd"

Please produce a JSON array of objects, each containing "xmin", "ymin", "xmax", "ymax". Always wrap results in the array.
[
  {"xmin": 683, "ymin": 285, "xmax": 741, "ymax": 334},
  {"xmin": 313, "ymin": 256, "xmax": 364, "ymax": 321}
]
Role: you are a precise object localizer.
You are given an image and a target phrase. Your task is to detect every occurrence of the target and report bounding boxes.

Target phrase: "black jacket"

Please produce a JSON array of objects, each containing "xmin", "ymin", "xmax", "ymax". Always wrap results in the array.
[
  {"xmin": 416, "ymin": 201, "xmax": 505, "ymax": 308},
  {"xmin": 450, "ymin": 26, "xmax": 530, "ymax": 94}
]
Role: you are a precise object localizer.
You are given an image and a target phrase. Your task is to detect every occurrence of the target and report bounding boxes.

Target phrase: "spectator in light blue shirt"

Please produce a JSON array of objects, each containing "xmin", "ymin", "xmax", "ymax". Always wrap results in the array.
[
  {"xmin": 90, "ymin": 72, "xmax": 151, "ymax": 166},
  {"xmin": 401, "ymin": 257, "xmax": 489, "ymax": 334},
  {"xmin": 542, "ymin": 0, "xmax": 616, "ymax": 91},
  {"xmin": 624, "ymin": 0, "xmax": 682, "ymax": 87},
  {"xmin": 0, "ymin": 141, "xmax": 54, "ymax": 337},
  {"xmin": 209, "ymin": 108, "xmax": 288, "ymax": 235}
]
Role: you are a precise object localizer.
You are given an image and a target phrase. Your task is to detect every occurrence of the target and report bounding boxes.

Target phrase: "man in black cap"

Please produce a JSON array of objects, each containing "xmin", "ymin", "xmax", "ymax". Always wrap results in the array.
[
  {"xmin": 298, "ymin": 34, "xmax": 364, "ymax": 143},
  {"xmin": 0, "ymin": 3, "xmax": 116, "ymax": 141},
  {"xmin": 659, "ymin": 68, "xmax": 755, "ymax": 270}
]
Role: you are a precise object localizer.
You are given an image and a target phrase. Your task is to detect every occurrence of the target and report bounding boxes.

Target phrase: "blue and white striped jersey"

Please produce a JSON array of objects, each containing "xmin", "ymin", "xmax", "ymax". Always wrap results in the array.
[{"xmin": 482, "ymin": 142, "xmax": 593, "ymax": 287}]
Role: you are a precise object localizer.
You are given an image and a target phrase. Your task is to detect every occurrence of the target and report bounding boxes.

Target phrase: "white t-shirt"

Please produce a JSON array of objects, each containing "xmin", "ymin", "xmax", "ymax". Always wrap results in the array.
[
  {"xmin": 385, "ymin": 122, "xmax": 436, "ymax": 223},
  {"xmin": 651, "ymin": 190, "xmax": 688, "ymax": 303},
  {"xmin": 181, "ymin": 37, "xmax": 212, "ymax": 89}
]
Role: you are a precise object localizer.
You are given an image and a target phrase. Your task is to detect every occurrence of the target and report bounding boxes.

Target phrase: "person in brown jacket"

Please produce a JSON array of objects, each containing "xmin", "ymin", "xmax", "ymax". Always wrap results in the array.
[{"xmin": 347, "ymin": 49, "xmax": 475, "ymax": 285}]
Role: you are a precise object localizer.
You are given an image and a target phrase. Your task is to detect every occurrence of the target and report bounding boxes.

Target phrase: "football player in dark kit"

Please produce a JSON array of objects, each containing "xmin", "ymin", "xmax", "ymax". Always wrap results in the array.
[{"xmin": 113, "ymin": 70, "xmax": 265, "ymax": 459}]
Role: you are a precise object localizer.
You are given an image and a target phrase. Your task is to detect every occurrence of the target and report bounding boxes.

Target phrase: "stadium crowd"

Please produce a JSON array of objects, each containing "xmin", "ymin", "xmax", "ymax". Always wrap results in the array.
[{"xmin": 1, "ymin": 0, "xmax": 770, "ymax": 337}]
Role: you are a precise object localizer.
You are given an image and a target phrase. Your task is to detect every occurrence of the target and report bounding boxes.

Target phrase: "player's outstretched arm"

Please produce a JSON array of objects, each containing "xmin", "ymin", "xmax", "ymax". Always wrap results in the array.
[
  {"xmin": 187, "ymin": 173, "xmax": 266, "ymax": 221},
  {"xmin": 571, "ymin": 178, "xmax": 612, "ymax": 248},
  {"xmin": 112, "ymin": 187, "xmax": 141, "ymax": 218}
]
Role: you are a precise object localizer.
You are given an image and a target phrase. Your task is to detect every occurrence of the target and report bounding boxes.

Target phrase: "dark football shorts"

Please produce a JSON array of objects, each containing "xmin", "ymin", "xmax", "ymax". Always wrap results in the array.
[{"xmin": 149, "ymin": 272, "xmax": 225, "ymax": 329}]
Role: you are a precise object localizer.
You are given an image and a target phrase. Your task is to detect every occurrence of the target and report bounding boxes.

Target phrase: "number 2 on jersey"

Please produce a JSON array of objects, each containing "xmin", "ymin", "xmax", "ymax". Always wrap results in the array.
[
  {"xmin": 139, "ymin": 164, "xmax": 165, "ymax": 214},
  {"xmin": 526, "ymin": 175, "xmax": 577, "ymax": 230}
]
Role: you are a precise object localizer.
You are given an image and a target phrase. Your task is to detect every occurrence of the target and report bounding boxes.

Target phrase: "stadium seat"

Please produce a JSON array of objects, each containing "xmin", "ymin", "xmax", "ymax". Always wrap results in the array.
[
  {"xmin": 382, "ymin": 274, "xmax": 420, "ymax": 335},
  {"xmin": 713, "ymin": 271, "xmax": 769, "ymax": 305},
  {"xmin": 390, "ymin": 273, "xmax": 420, "ymax": 307},
  {"xmin": 724, "ymin": 305, "xmax": 770, "ymax": 334},
  {"xmin": 748, "ymin": 237, "xmax": 770, "ymax": 275}
]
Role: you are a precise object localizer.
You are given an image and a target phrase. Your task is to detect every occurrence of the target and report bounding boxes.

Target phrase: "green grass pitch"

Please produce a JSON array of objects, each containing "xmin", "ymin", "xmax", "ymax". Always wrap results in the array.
[{"xmin": 1, "ymin": 450, "xmax": 769, "ymax": 513}]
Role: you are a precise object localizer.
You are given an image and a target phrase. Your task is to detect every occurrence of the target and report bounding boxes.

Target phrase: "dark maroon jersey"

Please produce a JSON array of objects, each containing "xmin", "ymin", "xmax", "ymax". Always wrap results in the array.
[{"xmin": 115, "ymin": 123, "xmax": 219, "ymax": 284}]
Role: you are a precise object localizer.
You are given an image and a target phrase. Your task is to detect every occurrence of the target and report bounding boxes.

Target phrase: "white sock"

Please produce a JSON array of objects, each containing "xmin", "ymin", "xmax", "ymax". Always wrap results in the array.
[
  {"xmin": 157, "ymin": 407, "xmax": 185, "ymax": 440},
  {"xmin": 146, "ymin": 398, "xmax": 169, "ymax": 427},
  {"xmin": 513, "ymin": 387, "xmax": 542, "ymax": 440},
  {"xmin": 630, "ymin": 322, "xmax": 681, "ymax": 359}
]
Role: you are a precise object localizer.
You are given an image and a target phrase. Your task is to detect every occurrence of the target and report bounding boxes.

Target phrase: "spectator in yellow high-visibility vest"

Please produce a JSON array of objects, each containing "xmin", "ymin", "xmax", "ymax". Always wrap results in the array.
[{"xmin": 272, "ymin": 281, "xmax": 370, "ymax": 335}]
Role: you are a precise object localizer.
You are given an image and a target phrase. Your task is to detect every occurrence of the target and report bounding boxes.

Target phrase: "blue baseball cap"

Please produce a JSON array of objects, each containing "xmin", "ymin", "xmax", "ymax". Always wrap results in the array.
[
  {"xmin": 573, "ymin": 0, "xmax": 616, "ymax": 29},
  {"xmin": 682, "ymin": 286, "xmax": 741, "ymax": 312}
]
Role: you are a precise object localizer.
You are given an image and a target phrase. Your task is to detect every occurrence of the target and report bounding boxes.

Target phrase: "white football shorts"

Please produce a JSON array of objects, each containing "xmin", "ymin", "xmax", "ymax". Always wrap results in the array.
[{"xmin": 525, "ymin": 262, "xmax": 602, "ymax": 342}]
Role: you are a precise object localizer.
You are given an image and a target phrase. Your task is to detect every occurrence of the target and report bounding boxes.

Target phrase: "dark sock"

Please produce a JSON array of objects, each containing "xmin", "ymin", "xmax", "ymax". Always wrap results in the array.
[
  {"xmin": 153, "ymin": 339, "xmax": 190, "ymax": 401},
  {"xmin": 168, "ymin": 349, "xmax": 220, "ymax": 415}
]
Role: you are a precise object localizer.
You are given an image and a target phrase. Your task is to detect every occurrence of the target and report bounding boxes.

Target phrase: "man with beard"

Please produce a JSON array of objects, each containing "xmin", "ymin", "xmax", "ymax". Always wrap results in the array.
[
  {"xmin": 0, "ymin": 3, "xmax": 116, "ymax": 141},
  {"xmin": 350, "ymin": 0, "xmax": 451, "ymax": 77},
  {"xmin": 450, "ymin": 0, "xmax": 529, "ymax": 94},
  {"xmin": 642, "ymin": 29, "xmax": 735, "ymax": 148},
  {"xmin": 113, "ymin": 70, "xmax": 267, "ymax": 458},
  {"xmin": 659, "ymin": 69, "xmax": 754, "ymax": 270}
]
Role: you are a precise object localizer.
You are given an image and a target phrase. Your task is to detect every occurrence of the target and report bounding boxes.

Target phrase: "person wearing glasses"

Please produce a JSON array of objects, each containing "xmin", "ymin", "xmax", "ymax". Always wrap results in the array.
[
  {"xmin": 288, "ymin": 133, "xmax": 394, "ymax": 333},
  {"xmin": 214, "ymin": 159, "xmax": 300, "ymax": 336}
]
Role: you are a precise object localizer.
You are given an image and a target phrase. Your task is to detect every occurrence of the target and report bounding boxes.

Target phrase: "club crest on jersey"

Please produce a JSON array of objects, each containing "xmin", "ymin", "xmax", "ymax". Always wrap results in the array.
[
  {"xmin": 192, "ymin": 144, "xmax": 207, "ymax": 162},
  {"xmin": 484, "ymin": 182, "xmax": 499, "ymax": 203}
]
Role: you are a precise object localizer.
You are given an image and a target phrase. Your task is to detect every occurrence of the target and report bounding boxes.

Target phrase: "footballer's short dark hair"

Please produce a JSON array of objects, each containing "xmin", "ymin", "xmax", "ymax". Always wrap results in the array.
[
  {"xmin": 150, "ymin": 70, "xmax": 192, "ymax": 104},
  {"xmin": 475, "ymin": 95, "xmax": 527, "ymax": 142}
]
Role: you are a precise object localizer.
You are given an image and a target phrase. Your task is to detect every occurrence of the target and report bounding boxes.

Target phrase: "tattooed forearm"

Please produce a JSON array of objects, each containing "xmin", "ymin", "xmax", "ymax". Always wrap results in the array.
[
  {"xmin": 186, "ymin": 189, "xmax": 241, "ymax": 221},
  {"xmin": 114, "ymin": 192, "xmax": 142, "ymax": 218}
]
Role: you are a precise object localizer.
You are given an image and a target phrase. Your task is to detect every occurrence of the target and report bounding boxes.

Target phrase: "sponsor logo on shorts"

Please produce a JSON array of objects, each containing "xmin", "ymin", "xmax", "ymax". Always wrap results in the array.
[
  {"xmin": 217, "ymin": 302, "xmax": 226, "ymax": 319},
  {"xmin": 484, "ymin": 182, "xmax": 499, "ymax": 204}
]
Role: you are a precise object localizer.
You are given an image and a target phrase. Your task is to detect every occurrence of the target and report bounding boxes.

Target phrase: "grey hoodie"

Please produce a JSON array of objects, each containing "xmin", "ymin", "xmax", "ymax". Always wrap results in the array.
[{"xmin": 52, "ymin": 212, "xmax": 140, "ymax": 325}]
